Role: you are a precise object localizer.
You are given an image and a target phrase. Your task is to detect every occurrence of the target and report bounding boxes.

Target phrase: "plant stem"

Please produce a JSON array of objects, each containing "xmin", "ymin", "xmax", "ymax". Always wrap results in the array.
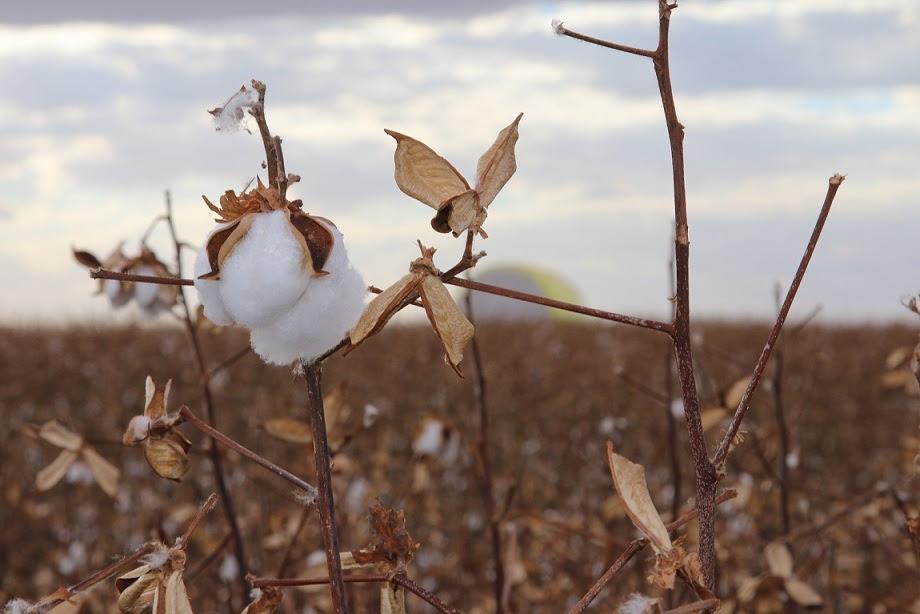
[
  {"xmin": 163, "ymin": 190, "xmax": 249, "ymax": 600},
  {"xmin": 465, "ymin": 279, "xmax": 504, "ymax": 614},
  {"xmin": 178, "ymin": 406, "xmax": 318, "ymax": 499},
  {"xmin": 771, "ymin": 282, "xmax": 792, "ymax": 534},
  {"xmin": 301, "ymin": 360, "xmax": 349, "ymax": 614}
]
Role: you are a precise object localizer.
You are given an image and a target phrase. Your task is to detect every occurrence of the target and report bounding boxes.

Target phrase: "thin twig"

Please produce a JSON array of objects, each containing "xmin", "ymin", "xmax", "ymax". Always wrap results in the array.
[
  {"xmin": 207, "ymin": 345, "xmax": 253, "ymax": 379},
  {"xmin": 276, "ymin": 506, "xmax": 312, "ymax": 578},
  {"xmin": 713, "ymin": 174, "xmax": 845, "ymax": 468},
  {"xmin": 188, "ymin": 532, "xmax": 233, "ymax": 581},
  {"xmin": 250, "ymin": 572, "xmax": 460, "ymax": 614},
  {"xmin": 554, "ymin": 22, "xmax": 656, "ymax": 58},
  {"xmin": 301, "ymin": 361, "xmax": 349, "ymax": 614},
  {"xmin": 568, "ymin": 489, "xmax": 737, "ymax": 614},
  {"xmin": 771, "ymin": 282, "xmax": 792, "ymax": 534},
  {"xmin": 445, "ymin": 277, "xmax": 673, "ymax": 335},
  {"xmin": 178, "ymin": 406, "xmax": 318, "ymax": 499},
  {"xmin": 465, "ymin": 276, "xmax": 504, "ymax": 614},
  {"xmin": 28, "ymin": 542, "xmax": 158, "ymax": 613},
  {"xmin": 163, "ymin": 191, "xmax": 250, "ymax": 600},
  {"xmin": 176, "ymin": 493, "xmax": 219, "ymax": 550}
]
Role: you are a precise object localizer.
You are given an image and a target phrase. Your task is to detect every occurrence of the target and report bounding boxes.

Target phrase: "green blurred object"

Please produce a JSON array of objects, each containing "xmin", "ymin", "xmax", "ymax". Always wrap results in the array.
[{"xmin": 464, "ymin": 264, "xmax": 583, "ymax": 322}]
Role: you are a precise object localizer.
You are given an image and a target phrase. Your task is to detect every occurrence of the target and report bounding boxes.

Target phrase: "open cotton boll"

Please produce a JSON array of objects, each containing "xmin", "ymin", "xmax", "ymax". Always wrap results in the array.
[
  {"xmin": 250, "ymin": 222, "xmax": 366, "ymax": 365},
  {"xmin": 218, "ymin": 210, "xmax": 312, "ymax": 328},
  {"xmin": 194, "ymin": 236, "xmax": 235, "ymax": 326},
  {"xmin": 133, "ymin": 265, "xmax": 160, "ymax": 307},
  {"xmin": 105, "ymin": 278, "xmax": 131, "ymax": 308}
]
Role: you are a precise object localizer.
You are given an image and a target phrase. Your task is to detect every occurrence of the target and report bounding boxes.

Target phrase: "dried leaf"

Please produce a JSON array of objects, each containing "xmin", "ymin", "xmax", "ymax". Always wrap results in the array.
[
  {"xmin": 764, "ymin": 542, "xmax": 793, "ymax": 578},
  {"xmin": 261, "ymin": 418, "xmax": 312, "ymax": 445},
  {"xmin": 288, "ymin": 211, "xmax": 334, "ymax": 276},
  {"xmin": 36, "ymin": 449, "xmax": 79, "ymax": 492},
  {"xmin": 145, "ymin": 433, "xmax": 191, "ymax": 482},
  {"xmin": 380, "ymin": 584, "xmax": 406, "ymax": 614},
  {"xmin": 72, "ymin": 247, "xmax": 102, "ymax": 269},
  {"xmin": 418, "ymin": 274, "xmax": 474, "ymax": 376},
  {"xmin": 385, "ymin": 129, "xmax": 469, "ymax": 212},
  {"xmin": 700, "ymin": 407, "xmax": 728, "ymax": 432},
  {"xmin": 81, "ymin": 446, "xmax": 120, "ymax": 498},
  {"xmin": 784, "ymin": 577, "xmax": 823, "ymax": 606},
  {"xmin": 116, "ymin": 566, "xmax": 158, "ymax": 613},
  {"xmin": 475, "ymin": 113, "xmax": 522, "ymax": 210},
  {"xmin": 145, "ymin": 376, "xmax": 171, "ymax": 422},
  {"xmin": 606, "ymin": 441, "xmax": 671, "ymax": 553},
  {"xmin": 886, "ymin": 346, "xmax": 913, "ymax": 370},
  {"xmin": 162, "ymin": 570, "xmax": 193, "ymax": 614},
  {"xmin": 39, "ymin": 420, "xmax": 84, "ymax": 451},
  {"xmin": 349, "ymin": 272, "xmax": 424, "ymax": 349}
]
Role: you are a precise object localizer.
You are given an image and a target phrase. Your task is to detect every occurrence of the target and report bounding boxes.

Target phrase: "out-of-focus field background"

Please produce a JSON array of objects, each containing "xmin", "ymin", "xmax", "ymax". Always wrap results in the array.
[{"xmin": 2, "ymin": 320, "xmax": 918, "ymax": 612}]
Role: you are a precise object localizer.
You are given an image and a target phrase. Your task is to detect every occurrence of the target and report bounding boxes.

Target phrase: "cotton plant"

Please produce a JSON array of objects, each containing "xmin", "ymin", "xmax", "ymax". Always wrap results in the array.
[
  {"xmin": 73, "ymin": 244, "xmax": 179, "ymax": 314},
  {"xmin": 194, "ymin": 82, "xmax": 366, "ymax": 366}
]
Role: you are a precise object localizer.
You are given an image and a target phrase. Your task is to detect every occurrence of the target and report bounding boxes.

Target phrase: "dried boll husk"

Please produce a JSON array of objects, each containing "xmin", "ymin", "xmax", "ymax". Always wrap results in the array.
[
  {"xmin": 122, "ymin": 377, "xmax": 191, "ymax": 482},
  {"xmin": 116, "ymin": 547, "xmax": 192, "ymax": 614},
  {"xmin": 72, "ymin": 243, "xmax": 179, "ymax": 313},
  {"xmin": 348, "ymin": 242, "xmax": 473, "ymax": 376}
]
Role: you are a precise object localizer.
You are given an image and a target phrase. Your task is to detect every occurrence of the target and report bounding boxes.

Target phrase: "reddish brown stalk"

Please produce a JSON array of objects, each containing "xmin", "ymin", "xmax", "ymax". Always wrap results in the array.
[
  {"xmin": 556, "ymin": 0, "xmax": 719, "ymax": 587},
  {"xmin": 164, "ymin": 191, "xmax": 249, "ymax": 600},
  {"xmin": 176, "ymin": 493, "xmax": 219, "ymax": 550},
  {"xmin": 445, "ymin": 277, "xmax": 673, "ymax": 335},
  {"xmin": 568, "ymin": 489, "xmax": 737, "ymax": 614},
  {"xmin": 28, "ymin": 542, "xmax": 157, "ymax": 613},
  {"xmin": 465, "ymin": 279, "xmax": 505, "ymax": 614},
  {"xmin": 250, "ymin": 572, "xmax": 460, "ymax": 614},
  {"xmin": 555, "ymin": 22, "xmax": 656, "ymax": 58},
  {"xmin": 178, "ymin": 406, "xmax": 318, "ymax": 499},
  {"xmin": 712, "ymin": 174, "xmax": 845, "ymax": 468},
  {"xmin": 249, "ymin": 80, "xmax": 278, "ymax": 189},
  {"xmin": 300, "ymin": 360, "xmax": 349, "ymax": 614}
]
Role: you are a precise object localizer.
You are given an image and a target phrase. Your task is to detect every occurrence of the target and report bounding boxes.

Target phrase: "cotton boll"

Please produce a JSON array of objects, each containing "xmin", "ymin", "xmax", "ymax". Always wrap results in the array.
[
  {"xmin": 249, "ymin": 221, "xmax": 366, "ymax": 365},
  {"xmin": 104, "ymin": 279, "xmax": 131, "ymax": 308},
  {"xmin": 194, "ymin": 234, "xmax": 235, "ymax": 326},
  {"xmin": 133, "ymin": 265, "xmax": 159, "ymax": 307},
  {"xmin": 219, "ymin": 210, "xmax": 312, "ymax": 328}
]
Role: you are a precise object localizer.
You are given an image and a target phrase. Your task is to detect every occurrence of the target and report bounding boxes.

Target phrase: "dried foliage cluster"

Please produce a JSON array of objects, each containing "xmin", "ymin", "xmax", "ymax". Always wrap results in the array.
[{"xmin": 3, "ymin": 2, "xmax": 918, "ymax": 613}]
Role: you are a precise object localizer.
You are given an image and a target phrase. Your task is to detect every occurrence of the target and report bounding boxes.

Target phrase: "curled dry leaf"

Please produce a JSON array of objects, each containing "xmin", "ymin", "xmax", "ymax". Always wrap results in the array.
[
  {"xmin": 260, "ymin": 382, "xmax": 354, "ymax": 449},
  {"xmin": 606, "ymin": 441, "xmax": 671, "ymax": 553},
  {"xmin": 352, "ymin": 501, "xmax": 421, "ymax": 571},
  {"xmin": 741, "ymin": 542, "xmax": 823, "ymax": 607},
  {"xmin": 117, "ymin": 549, "xmax": 192, "ymax": 614},
  {"xmin": 199, "ymin": 180, "xmax": 334, "ymax": 281},
  {"xmin": 34, "ymin": 420, "xmax": 120, "ymax": 497},
  {"xmin": 724, "ymin": 376, "xmax": 751, "ymax": 410},
  {"xmin": 380, "ymin": 584, "xmax": 406, "ymax": 614},
  {"xmin": 385, "ymin": 113, "xmax": 522, "ymax": 236},
  {"xmin": 348, "ymin": 242, "xmax": 473, "ymax": 375}
]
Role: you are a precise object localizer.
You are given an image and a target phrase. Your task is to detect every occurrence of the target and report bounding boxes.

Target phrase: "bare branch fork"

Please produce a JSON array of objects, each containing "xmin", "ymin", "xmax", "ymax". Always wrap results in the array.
[{"xmin": 556, "ymin": 0, "xmax": 845, "ymax": 593}]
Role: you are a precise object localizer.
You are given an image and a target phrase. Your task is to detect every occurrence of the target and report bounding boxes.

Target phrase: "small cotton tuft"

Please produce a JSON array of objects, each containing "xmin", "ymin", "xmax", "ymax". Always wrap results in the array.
[
  {"xmin": 618, "ymin": 593, "xmax": 660, "ymax": 614},
  {"xmin": 248, "ymin": 588, "xmax": 263, "ymax": 601},
  {"xmin": 126, "ymin": 415, "xmax": 151, "ymax": 443},
  {"xmin": 3, "ymin": 598, "xmax": 34, "ymax": 614},
  {"xmin": 141, "ymin": 544, "xmax": 170, "ymax": 570},
  {"xmin": 210, "ymin": 85, "xmax": 260, "ymax": 132},
  {"xmin": 551, "ymin": 19, "xmax": 565, "ymax": 34}
]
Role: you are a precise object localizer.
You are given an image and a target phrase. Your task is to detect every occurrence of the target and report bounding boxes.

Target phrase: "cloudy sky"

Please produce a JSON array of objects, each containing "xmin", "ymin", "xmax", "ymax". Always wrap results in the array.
[{"xmin": 1, "ymin": 0, "xmax": 918, "ymax": 324}]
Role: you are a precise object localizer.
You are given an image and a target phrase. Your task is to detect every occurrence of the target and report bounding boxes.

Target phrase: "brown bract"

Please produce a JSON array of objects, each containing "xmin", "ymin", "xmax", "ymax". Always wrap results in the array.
[
  {"xmin": 352, "ymin": 501, "xmax": 421, "ymax": 572},
  {"xmin": 737, "ymin": 542, "xmax": 823, "ymax": 606},
  {"xmin": 347, "ymin": 242, "xmax": 474, "ymax": 376},
  {"xmin": 240, "ymin": 586, "xmax": 283, "ymax": 614},
  {"xmin": 31, "ymin": 419, "xmax": 120, "ymax": 498},
  {"xmin": 198, "ymin": 179, "xmax": 334, "ymax": 281},
  {"xmin": 116, "ymin": 548, "xmax": 192, "ymax": 614},
  {"xmin": 385, "ymin": 113, "xmax": 521, "ymax": 237},
  {"xmin": 122, "ymin": 376, "xmax": 191, "ymax": 482}
]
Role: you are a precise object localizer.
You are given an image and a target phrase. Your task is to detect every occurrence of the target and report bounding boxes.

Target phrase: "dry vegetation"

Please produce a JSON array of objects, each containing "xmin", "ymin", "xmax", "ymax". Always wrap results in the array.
[{"xmin": 2, "ymin": 320, "xmax": 919, "ymax": 612}]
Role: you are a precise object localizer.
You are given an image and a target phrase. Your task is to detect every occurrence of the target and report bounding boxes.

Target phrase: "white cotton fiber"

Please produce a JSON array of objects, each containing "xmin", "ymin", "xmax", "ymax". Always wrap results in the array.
[
  {"xmin": 212, "ymin": 85, "xmax": 260, "ymax": 133},
  {"xmin": 618, "ymin": 594, "xmax": 659, "ymax": 614},
  {"xmin": 105, "ymin": 278, "xmax": 131, "ymax": 308},
  {"xmin": 194, "ymin": 241, "xmax": 235, "ymax": 326},
  {"xmin": 249, "ymin": 221, "xmax": 366, "ymax": 365},
  {"xmin": 219, "ymin": 210, "xmax": 312, "ymax": 328},
  {"xmin": 3, "ymin": 598, "xmax": 34, "ymax": 614},
  {"xmin": 133, "ymin": 265, "xmax": 159, "ymax": 307}
]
